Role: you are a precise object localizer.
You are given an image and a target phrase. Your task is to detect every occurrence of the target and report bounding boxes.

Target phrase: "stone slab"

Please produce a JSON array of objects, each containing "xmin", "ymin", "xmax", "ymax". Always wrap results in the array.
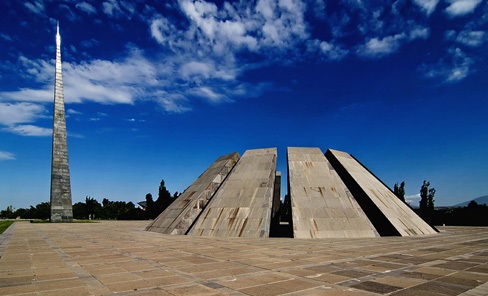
[
  {"xmin": 325, "ymin": 149, "xmax": 437, "ymax": 236},
  {"xmin": 188, "ymin": 148, "xmax": 277, "ymax": 238},
  {"xmin": 287, "ymin": 147, "xmax": 379, "ymax": 238},
  {"xmin": 146, "ymin": 152, "xmax": 239, "ymax": 234}
]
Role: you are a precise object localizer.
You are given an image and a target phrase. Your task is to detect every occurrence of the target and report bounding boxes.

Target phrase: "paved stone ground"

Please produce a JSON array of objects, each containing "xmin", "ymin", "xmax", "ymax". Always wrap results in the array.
[{"xmin": 0, "ymin": 221, "xmax": 487, "ymax": 296}]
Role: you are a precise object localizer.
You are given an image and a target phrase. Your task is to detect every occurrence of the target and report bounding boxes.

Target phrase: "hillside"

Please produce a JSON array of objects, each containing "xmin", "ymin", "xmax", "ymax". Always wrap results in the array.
[{"xmin": 454, "ymin": 195, "xmax": 488, "ymax": 207}]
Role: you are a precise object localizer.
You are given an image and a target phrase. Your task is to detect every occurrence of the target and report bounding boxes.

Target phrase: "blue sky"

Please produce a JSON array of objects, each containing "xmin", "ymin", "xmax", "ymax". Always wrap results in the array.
[{"xmin": 1, "ymin": 0, "xmax": 487, "ymax": 211}]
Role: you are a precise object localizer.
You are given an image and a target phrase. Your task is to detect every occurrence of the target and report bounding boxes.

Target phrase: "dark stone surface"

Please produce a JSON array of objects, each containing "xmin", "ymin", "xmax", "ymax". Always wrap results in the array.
[{"xmin": 350, "ymin": 280, "xmax": 402, "ymax": 294}]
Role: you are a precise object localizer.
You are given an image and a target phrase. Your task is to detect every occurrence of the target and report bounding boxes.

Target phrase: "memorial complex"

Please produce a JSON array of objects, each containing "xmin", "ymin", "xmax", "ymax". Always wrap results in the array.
[{"xmin": 147, "ymin": 147, "xmax": 437, "ymax": 238}]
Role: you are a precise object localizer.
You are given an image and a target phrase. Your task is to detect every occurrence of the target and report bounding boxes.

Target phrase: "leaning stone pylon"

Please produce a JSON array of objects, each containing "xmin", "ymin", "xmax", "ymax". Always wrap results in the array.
[
  {"xmin": 188, "ymin": 148, "xmax": 277, "ymax": 238},
  {"xmin": 50, "ymin": 22, "xmax": 73, "ymax": 222},
  {"xmin": 325, "ymin": 149, "xmax": 437, "ymax": 236},
  {"xmin": 288, "ymin": 147, "xmax": 379, "ymax": 238},
  {"xmin": 146, "ymin": 152, "xmax": 240, "ymax": 234},
  {"xmin": 147, "ymin": 147, "xmax": 436, "ymax": 238}
]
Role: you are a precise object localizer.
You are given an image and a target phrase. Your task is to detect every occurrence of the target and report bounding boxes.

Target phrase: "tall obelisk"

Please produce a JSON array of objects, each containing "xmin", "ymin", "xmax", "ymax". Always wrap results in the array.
[{"xmin": 50, "ymin": 22, "xmax": 73, "ymax": 222}]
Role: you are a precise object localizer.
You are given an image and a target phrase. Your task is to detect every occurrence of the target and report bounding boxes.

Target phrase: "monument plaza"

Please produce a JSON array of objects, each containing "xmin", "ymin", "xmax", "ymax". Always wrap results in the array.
[{"xmin": 1, "ymin": 221, "xmax": 487, "ymax": 295}]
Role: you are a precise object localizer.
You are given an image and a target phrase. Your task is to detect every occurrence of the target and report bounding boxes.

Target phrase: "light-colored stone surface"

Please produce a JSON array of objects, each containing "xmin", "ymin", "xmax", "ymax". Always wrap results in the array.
[
  {"xmin": 50, "ymin": 23, "xmax": 73, "ymax": 222},
  {"xmin": 147, "ymin": 152, "xmax": 239, "ymax": 234},
  {"xmin": 189, "ymin": 148, "xmax": 277, "ymax": 238},
  {"xmin": 325, "ymin": 149, "xmax": 437, "ymax": 236},
  {"xmin": 1, "ymin": 222, "xmax": 487, "ymax": 295},
  {"xmin": 287, "ymin": 147, "xmax": 379, "ymax": 238}
]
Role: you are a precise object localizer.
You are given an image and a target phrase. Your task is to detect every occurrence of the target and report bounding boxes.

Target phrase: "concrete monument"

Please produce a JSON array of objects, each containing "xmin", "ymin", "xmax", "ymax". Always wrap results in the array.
[
  {"xmin": 288, "ymin": 147, "xmax": 379, "ymax": 238},
  {"xmin": 325, "ymin": 149, "xmax": 437, "ymax": 236},
  {"xmin": 146, "ymin": 152, "xmax": 239, "ymax": 234},
  {"xmin": 50, "ymin": 23, "xmax": 73, "ymax": 222},
  {"xmin": 188, "ymin": 148, "xmax": 277, "ymax": 238},
  {"xmin": 147, "ymin": 147, "xmax": 436, "ymax": 238}
]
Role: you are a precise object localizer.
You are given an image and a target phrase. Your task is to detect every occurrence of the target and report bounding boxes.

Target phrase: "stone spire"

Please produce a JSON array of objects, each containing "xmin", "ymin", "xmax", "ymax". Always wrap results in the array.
[{"xmin": 50, "ymin": 22, "xmax": 73, "ymax": 222}]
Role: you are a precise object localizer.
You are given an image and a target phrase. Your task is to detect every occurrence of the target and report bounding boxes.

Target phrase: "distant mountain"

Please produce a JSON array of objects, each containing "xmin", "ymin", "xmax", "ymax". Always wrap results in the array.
[{"xmin": 454, "ymin": 195, "xmax": 488, "ymax": 207}]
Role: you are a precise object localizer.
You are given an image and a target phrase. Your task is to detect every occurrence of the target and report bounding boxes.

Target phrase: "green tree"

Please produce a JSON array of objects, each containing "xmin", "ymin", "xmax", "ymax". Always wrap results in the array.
[
  {"xmin": 428, "ymin": 187, "xmax": 436, "ymax": 212},
  {"xmin": 1, "ymin": 206, "xmax": 15, "ymax": 219},
  {"xmin": 419, "ymin": 180, "xmax": 435, "ymax": 222},
  {"xmin": 156, "ymin": 179, "xmax": 173, "ymax": 216},
  {"xmin": 34, "ymin": 202, "xmax": 51, "ymax": 220},
  {"xmin": 73, "ymin": 202, "xmax": 86, "ymax": 219},
  {"xmin": 393, "ymin": 181, "xmax": 406, "ymax": 202},
  {"xmin": 85, "ymin": 196, "xmax": 100, "ymax": 220},
  {"xmin": 145, "ymin": 193, "xmax": 155, "ymax": 219},
  {"xmin": 419, "ymin": 180, "xmax": 429, "ymax": 212}
]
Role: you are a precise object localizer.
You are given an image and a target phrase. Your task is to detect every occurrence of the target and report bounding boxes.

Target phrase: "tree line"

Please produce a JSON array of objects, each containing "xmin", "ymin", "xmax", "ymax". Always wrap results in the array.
[
  {"xmin": 0, "ymin": 179, "xmax": 178, "ymax": 221},
  {"xmin": 393, "ymin": 180, "xmax": 436, "ymax": 223},
  {"xmin": 2, "ymin": 178, "xmax": 487, "ymax": 226}
]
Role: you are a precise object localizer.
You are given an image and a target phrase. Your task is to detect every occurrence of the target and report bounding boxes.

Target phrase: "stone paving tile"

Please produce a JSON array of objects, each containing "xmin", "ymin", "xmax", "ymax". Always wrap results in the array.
[
  {"xmin": 332, "ymin": 268, "xmax": 375, "ymax": 278},
  {"xmin": 397, "ymin": 280, "xmax": 472, "ymax": 295},
  {"xmin": 349, "ymin": 280, "xmax": 402, "ymax": 294},
  {"xmin": 306, "ymin": 272, "xmax": 351, "ymax": 284},
  {"xmin": 371, "ymin": 275, "xmax": 426, "ymax": 288},
  {"xmin": 238, "ymin": 278, "xmax": 321, "ymax": 295},
  {"xmin": 468, "ymin": 264, "xmax": 488, "ymax": 274},
  {"xmin": 165, "ymin": 283, "xmax": 227, "ymax": 296},
  {"xmin": 215, "ymin": 272, "xmax": 291, "ymax": 290},
  {"xmin": 287, "ymin": 287, "xmax": 379, "ymax": 295},
  {"xmin": 1, "ymin": 221, "xmax": 488, "ymax": 295},
  {"xmin": 433, "ymin": 261, "xmax": 480, "ymax": 271}
]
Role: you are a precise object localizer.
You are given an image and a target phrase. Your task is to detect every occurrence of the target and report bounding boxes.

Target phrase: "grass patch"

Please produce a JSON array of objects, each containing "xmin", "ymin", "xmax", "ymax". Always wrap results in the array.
[
  {"xmin": 73, "ymin": 220, "xmax": 97, "ymax": 223},
  {"xmin": 29, "ymin": 219, "xmax": 96, "ymax": 223},
  {"xmin": 0, "ymin": 221, "xmax": 14, "ymax": 234},
  {"xmin": 29, "ymin": 219, "xmax": 50, "ymax": 223}
]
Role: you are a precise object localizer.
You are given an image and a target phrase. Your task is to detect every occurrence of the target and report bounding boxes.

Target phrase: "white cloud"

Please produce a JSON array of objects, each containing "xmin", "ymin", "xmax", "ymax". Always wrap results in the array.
[
  {"xmin": 255, "ymin": 0, "xmax": 308, "ymax": 49},
  {"xmin": 59, "ymin": 4, "xmax": 78, "ymax": 22},
  {"xmin": 190, "ymin": 86, "xmax": 227, "ymax": 103},
  {"xmin": 307, "ymin": 40, "xmax": 348, "ymax": 61},
  {"xmin": 4, "ymin": 0, "xmax": 481, "ymax": 124},
  {"xmin": 0, "ymin": 102, "xmax": 48, "ymax": 126},
  {"xmin": 67, "ymin": 109, "xmax": 82, "ymax": 115},
  {"xmin": 156, "ymin": 93, "xmax": 191, "ymax": 113},
  {"xmin": 76, "ymin": 2, "xmax": 97, "ymax": 15},
  {"xmin": 445, "ymin": 0, "xmax": 483, "ymax": 17},
  {"xmin": 409, "ymin": 27, "xmax": 430, "ymax": 39},
  {"xmin": 2, "ymin": 87, "xmax": 53, "ymax": 103},
  {"xmin": 356, "ymin": 26, "xmax": 429, "ymax": 58},
  {"xmin": 0, "ymin": 103, "xmax": 51, "ymax": 137},
  {"xmin": 177, "ymin": 0, "xmax": 260, "ymax": 55},
  {"xmin": 3, "ymin": 125, "xmax": 51, "ymax": 137},
  {"xmin": 406, "ymin": 193, "xmax": 421, "ymax": 206},
  {"xmin": 81, "ymin": 39, "xmax": 99, "ymax": 48},
  {"xmin": 0, "ymin": 151, "xmax": 15, "ymax": 161},
  {"xmin": 1, "ymin": 50, "xmax": 158, "ymax": 105},
  {"xmin": 179, "ymin": 60, "xmax": 235, "ymax": 81},
  {"xmin": 24, "ymin": 0, "xmax": 45, "ymax": 16},
  {"xmin": 446, "ymin": 48, "xmax": 473, "ymax": 81},
  {"xmin": 150, "ymin": 17, "xmax": 175, "ymax": 46},
  {"xmin": 357, "ymin": 34, "xmax": 405, "ymax": 58},
  {"xmin": 420, "ymin": 47, "xmax": 473, "ymax": 82},
  {"xmin": 102, "ymin": 0, "xmax": 134, "ymax": 18},
  {"xmin": 0, "ymin": 33, "xmax": 12, "ymax": 42},
  {"xmin": 456, "ymin": 30, "xmax": 486, "ymax": 47},
  {"xmin": 103, "ymin": 0, "xmax": 123, "ymax": 16},
  {"xmin": 413, "ymin": 0, "xmax": 439, "ymax": 15}
]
